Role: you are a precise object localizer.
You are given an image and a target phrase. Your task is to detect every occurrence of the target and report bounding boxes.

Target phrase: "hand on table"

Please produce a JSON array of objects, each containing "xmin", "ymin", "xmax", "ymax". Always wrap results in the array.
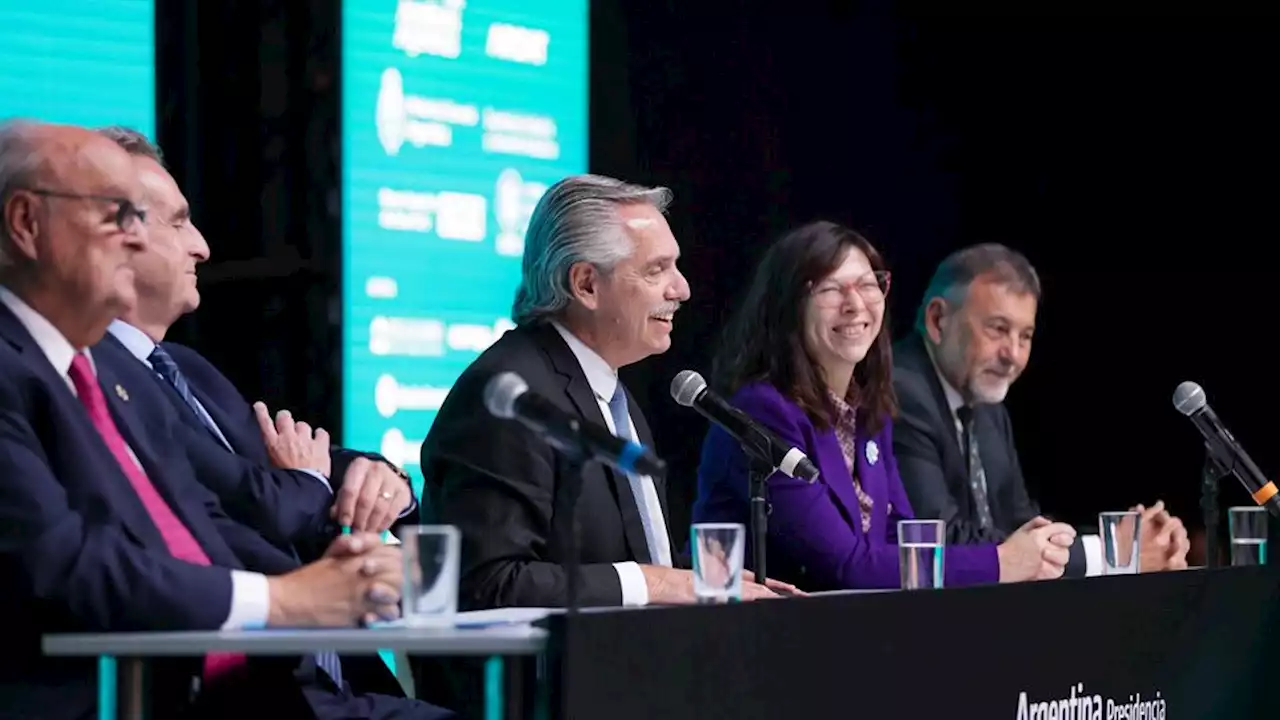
[
  {"xmin": 997, "ymin": 516, "xmax": 1076, "ymax": 582},
  {"xmin": 638, "ymin": 565, "xmax": 785, "ymax": 603},
  {"xmin": 742, "ymin": 571, "xmax": 806, "ymax": 598},
  {"xmin": 267, "ymin": 532, "xmax": 403, "ymax": 627},
  {"xmin": 1134, "ymin": 501, "xmax": 1190, "ymax": 571}
]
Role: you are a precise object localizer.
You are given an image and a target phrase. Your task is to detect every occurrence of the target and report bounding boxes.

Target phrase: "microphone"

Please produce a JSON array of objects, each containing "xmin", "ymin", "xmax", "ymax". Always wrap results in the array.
[
  {"xmin": 670, "ymin": 370, "xmax": 819, "ymax": 482},
  {"xmin": 484, "ymin": 371, "xmax": 666, "ymax": 478},
  {"xmin": 1173, "ymin": 381, "xmax": 1280, "ymax": 517}
]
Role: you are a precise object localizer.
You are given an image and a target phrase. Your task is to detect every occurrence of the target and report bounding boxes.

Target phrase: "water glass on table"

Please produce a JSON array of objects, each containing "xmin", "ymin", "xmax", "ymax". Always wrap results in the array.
[
  {"xmin": 1099, "ymin": 511, "xmax": 1141, "ymax": 575},
  {"xmin": 1229, "ymin": 506, "xmax": 1268, "ymax": 566},
  {"xmin": 691, "ymin": 522, "xmax": 745, "ymax": 603},
  {"xmin": 398, "ymin": 525, "xmax": 461, "ymax": 626},
  {"xmin": 897, "ymin": 519, "xmax": 945, "ymax": 590}
]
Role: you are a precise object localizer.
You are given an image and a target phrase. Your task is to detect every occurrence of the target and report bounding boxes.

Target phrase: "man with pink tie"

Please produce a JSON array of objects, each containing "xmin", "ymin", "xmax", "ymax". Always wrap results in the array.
[{"xmin": 0, "ymin": 120, "xmax": 414, "ymax": 718}]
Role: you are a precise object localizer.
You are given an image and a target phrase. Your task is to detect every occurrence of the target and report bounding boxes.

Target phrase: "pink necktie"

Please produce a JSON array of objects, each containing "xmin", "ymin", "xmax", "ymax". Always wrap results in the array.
[{"xmin": 67, "ymin": 354, "xmax": 246, "ymax": 682}]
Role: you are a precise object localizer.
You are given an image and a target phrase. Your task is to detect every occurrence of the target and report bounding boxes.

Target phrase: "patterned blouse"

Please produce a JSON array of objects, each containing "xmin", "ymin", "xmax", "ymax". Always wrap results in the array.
[{"xmin": 829, "ymin": 392, "xmax": 875, "ymax": 533}]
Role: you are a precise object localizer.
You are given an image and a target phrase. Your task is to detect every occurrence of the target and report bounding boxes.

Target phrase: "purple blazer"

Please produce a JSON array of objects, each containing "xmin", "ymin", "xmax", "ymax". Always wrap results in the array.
[{"xmin": 692, "ymin": 381, "xmax": 1000, "ymax": 590}]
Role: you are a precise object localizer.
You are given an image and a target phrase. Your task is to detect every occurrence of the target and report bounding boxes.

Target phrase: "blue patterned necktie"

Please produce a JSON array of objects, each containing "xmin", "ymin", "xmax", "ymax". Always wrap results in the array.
[
  {"xmin": 146, "ymin": 345, "xmax": 346, "ymax": 688},
  {"xmin": 607, "ymin": 384, "xmax": 671, "ymax": 566},
  {"xmin": 147, "ymin": 346, "xmax": 225, "ymax": 443}
]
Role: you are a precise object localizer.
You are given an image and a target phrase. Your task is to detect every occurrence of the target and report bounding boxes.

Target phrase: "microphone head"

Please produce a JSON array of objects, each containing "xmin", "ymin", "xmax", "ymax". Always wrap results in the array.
[
  {"xmin": 670, "ymin": 370, "xmax": 708, "ymax": 407},
  {"xmin": 1173, "ymin": 381, "xmax": 1207, "ymax": 416},
  {"xmin": 484, "ymin": 372, "xmax": 529, "ymax": 419}
]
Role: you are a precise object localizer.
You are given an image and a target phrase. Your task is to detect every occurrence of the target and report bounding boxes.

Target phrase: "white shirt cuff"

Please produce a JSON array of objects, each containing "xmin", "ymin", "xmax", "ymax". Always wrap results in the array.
[
  {"xmin": 613, "ymin": 561, "xmax": 649, "ymax": 607},
  {"xmin": 1081, "ymin": 533, "xmax": 1103, "ymax": 577},
  {"xmin": 296, "ymin": 468, "xmax": 333, "ymax": 493},
  {"xmin": 223, "ymin": 570, "xmax": 271, "ymax": 629}
]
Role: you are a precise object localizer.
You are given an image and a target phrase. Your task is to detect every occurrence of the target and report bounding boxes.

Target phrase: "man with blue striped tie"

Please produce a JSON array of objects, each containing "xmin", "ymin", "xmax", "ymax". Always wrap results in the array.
[{"xmin": 92, "ymin": 126, "xmax": 452, "ymax": 718}]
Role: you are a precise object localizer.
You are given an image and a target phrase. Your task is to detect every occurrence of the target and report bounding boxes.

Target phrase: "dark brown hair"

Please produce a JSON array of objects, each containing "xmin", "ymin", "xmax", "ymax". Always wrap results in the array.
[{"xmin": 713, "ymin": 221, "xmax": 898, "ymax": 433}]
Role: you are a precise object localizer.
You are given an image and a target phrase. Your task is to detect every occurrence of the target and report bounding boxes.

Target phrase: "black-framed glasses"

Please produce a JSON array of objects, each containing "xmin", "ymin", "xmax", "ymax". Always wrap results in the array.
[{"xmin": 21, "ymin": 188, "xmax": 147, "ymax": 233}]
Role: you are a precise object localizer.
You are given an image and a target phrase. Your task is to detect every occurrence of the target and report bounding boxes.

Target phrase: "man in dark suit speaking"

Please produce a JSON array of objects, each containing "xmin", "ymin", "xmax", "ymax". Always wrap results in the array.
[
  {"xmin": 892, "ymin": 243, "xmax": 1190, "ymax": 577},
  {"xmin": 422, "ymin": 174, "xmax": 779, "ymax": 609}
]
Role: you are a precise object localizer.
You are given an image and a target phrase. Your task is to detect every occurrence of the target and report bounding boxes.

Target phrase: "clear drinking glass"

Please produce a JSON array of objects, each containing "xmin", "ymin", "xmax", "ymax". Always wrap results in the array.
[
  {"xmin": 1229, "ymin": 506, "xmax": 1268, "ymax": 566},
  {"xmin": 690, "ymin": 523, "xmax": 745, "ymax": 603},
  {"xmin": 1099, "ymin": 511, "xmax": 1141, "ymax": 575},
  {"xmin": 897, "ymin": 519, "xmax": 945, "ymax": 590},
  {"xmin": 398, "ymin": 525, "xmax": 461, "ymax": 627}
]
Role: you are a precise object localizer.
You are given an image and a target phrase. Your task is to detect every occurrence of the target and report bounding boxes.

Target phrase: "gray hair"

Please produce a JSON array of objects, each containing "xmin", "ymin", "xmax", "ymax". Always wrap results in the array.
[
  {"xmin": 98, "ymin": 125, "xmax": 165, "ymax": 167},
  {"xmin": 0, "ymin": 119, "xmax": 50, "ymax": 271},
  {"xmin": 511, "ymin": 173, "xmax": 672, "ymax": 326},
  {"xmin": 915, "ymin": 243, "xmax": 1041, "ymax": 333}
]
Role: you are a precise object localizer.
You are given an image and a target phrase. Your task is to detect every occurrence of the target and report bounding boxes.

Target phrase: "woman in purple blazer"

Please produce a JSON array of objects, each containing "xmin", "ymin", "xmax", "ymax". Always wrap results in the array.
[{"xmin": 692, "ymin": 222, "xmax": 1071, "ymax": 591}]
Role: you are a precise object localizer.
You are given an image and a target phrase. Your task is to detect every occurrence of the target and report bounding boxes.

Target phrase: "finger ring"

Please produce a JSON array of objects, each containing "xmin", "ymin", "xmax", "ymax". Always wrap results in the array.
[{"xmin": 381, "ymin": 491, "xmax": 394, "ymax": 501}]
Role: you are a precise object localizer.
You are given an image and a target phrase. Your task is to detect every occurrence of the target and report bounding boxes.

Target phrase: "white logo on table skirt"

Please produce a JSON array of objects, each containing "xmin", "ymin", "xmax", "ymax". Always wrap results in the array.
[{"xmin": 1015, "ymin": 683, "xmax": 1165, "ymax": 720}]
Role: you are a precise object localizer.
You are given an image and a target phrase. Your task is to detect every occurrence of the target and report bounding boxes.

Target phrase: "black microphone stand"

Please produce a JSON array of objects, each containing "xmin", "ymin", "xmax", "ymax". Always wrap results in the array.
[
  {"xmin": 1202, "ymin": 443, "xmax": 1231, "ymax": 569},
  {"xmin": 553, "ymin": 456, "xmax": 588, "ymax": 615},
  {"xmin": 746, "ymin": 456, "xmax": 774, "ymax": 586}
]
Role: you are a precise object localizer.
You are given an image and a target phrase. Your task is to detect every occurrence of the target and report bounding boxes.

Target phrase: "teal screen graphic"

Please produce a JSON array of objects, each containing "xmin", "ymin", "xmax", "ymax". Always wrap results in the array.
[
  {"xmin": 342, "ymin": 0, "xmax": 589, "ymax": 499},
  {"xmin": 0, "ymin": 0, "xmax": 155, "ymax": 135}
]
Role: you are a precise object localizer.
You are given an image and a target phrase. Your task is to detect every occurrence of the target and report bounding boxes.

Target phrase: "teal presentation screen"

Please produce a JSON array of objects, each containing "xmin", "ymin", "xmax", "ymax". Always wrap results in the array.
[
  {"xmin": 342, "ymin": 0, "xmax": 589, "ymax": 496},
  {"xmin": 0, "ymin": 0, "xmax": 155, "ymax": 135}
]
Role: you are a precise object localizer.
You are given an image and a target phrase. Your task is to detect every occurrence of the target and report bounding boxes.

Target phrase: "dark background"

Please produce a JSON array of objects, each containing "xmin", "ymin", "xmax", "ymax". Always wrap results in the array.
[{"xmin": 154, "ymin": 0, "xmax": 1279, "ymax": 544}]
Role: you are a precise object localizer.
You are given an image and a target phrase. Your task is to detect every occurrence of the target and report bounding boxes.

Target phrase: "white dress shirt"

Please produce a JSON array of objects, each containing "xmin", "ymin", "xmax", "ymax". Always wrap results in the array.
[
  {"xmin": 552, "ymin": 322, "xmax": 672, "ymax": 607},
  {"xmin": 0, "ymin": 287, "xmax": 270, "ymax": 629},
  {"xmin": 928, "ymin": 352, "xmax": 1103, "ymax": 576}
]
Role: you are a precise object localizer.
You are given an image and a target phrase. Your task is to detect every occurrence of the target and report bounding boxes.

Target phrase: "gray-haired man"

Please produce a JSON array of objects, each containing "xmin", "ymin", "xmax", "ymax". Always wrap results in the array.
[
  {"xmin": 892, "ymin": 243, "xmax": 1190, "ymax": 576},
  {"xmin": 421, "ymin": 174, "xmax": 786, "ymax": 608}
]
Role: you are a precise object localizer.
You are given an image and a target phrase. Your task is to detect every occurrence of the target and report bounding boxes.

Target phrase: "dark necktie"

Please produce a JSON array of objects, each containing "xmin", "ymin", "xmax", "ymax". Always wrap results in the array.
[
  {"xmin": 955, "ymin": 406, "xmax": 994, "ymax": 530},
  {"xmin": 146, "ymin": 346, "xmax": 346, "ymax": 688},
  {"xmin": 147, "ymin": 345, "xmax": 226, "ymax": 446}
]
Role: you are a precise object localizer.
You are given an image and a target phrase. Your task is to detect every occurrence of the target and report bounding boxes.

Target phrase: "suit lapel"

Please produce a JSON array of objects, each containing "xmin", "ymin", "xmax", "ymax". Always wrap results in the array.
[
  {"xmin": 852, "ymin": 415, "xmax": 889, "ymax": 536},
  {"xmin": 182, "ymin": 380, "xmax": 243, "ymax": 453},
  {"xmin": 0, "ymin": 307, "xmax": 172, "ymax": 550},
  {"xmin": 904, "ymin": 336, "xmax": 969, "ymax": 482},
  {"xmin": 814, "ymin": 429, "xmax": 864, "ymax": 533},
  {"xmin": 95, "ymin": 357, "xmax": 240, "ymax": 569},
  {"xmin": 536, "ymin": 324, "xmax": 653, "ymax": 564}
]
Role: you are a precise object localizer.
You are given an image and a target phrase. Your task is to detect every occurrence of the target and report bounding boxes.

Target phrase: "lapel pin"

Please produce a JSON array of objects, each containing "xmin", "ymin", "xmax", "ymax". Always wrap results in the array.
[
  {"xmin": 115, "ymin": 385, "xmax": 129, "ymax": 402},
  {"xmin": 864, "ymin": 439, "xmax": 879, "ymax": 466}
]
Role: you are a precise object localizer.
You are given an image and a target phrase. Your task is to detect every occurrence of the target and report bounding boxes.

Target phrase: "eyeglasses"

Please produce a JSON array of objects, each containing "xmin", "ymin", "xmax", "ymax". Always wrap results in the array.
[
  {"xmin": 21, "ymin": 188, "xmax": 148, "ymax": 234},
  {"xmin": 810, "ymin": 271, "xmax": 891, "ymax": 308}
]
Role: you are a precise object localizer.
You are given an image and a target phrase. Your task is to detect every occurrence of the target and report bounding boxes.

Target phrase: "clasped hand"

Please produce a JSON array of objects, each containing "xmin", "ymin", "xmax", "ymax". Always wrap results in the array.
[{"xmin": 270, "ymin": 532, "xmax": 404, "ymax": 627}]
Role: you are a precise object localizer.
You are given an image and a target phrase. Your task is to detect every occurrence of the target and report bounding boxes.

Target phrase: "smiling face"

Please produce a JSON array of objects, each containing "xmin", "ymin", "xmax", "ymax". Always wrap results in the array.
[
  {"xmin": 928, "ymin": 273, "xmax": 1037, "ymax": 404},
  {"xmin": 568, "ymin": 203, "xmax": 691, "ymax": 368},
  {"xmin": 126, "ymin": 155, "xmax": 209, "ymax": 332},
  {"xmin": 1, "ymin": 124, "xmax": 149, "ymax": 346},
  {"xmin": 802, "ymin": 246, "xmax": 887, "ymax": 389}
]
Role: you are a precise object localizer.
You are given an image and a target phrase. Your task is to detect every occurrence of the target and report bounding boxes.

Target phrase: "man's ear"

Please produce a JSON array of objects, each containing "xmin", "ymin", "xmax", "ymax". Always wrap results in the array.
[
  {"xmin": 923, "ymin": 298, "xmax": 949, "ymax": 345},
  {"xmin": 567, "ymin": 261, "xmax": 600, "ymax": 311},
  {"xmin": 3, "ymin": 192, "xmax": 41, "ymax": 263}
]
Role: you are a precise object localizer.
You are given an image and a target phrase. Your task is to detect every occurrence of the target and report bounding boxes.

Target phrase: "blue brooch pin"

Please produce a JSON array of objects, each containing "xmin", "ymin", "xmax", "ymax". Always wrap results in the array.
[{"xmin": 865, "ymin": 439, "xmax": 879, "ymax": 466}]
